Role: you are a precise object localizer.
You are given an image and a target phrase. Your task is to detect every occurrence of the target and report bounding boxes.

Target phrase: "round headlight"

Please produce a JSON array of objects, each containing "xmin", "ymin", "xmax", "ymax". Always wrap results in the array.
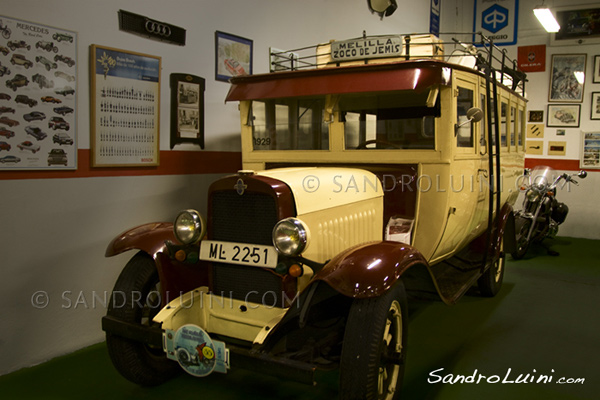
[
  {"xmin": 174, "ymin": 210, "xmax": 206, "ymax": 245},
  {"xmin": 272, "ymin": 218, "xmax": 310, "ymax": 257},
  {"xmin": 526, "ymin": 189, "xmax": 540, "ymax": 203}
]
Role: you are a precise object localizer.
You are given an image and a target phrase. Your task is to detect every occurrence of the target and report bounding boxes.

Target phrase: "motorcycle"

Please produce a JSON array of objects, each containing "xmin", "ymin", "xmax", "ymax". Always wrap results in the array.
[{"xmin": 512, "ymin": 166, "xmax": 587, "ymax": 259}]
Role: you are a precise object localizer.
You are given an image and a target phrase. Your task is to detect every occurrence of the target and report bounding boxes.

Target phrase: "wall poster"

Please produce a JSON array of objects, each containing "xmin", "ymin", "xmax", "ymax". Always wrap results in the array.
[
  {"xmin": 581, "ymin": 132, "xmax": 600, "ymax": 169},
  {"xmin": 90, "ymin": 44, "xmax": 160, "ymax": 167},
  {"xmin": 0, "ymin": 15, "xmax": 77, "ymax": 170}
]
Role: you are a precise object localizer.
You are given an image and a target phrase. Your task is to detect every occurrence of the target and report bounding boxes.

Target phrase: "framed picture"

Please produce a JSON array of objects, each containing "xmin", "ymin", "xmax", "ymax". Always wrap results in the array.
[
  {"xmin": 591, "ymin": 93, "xmax": 600, "ymax": 120},
  {"xmin": 170, "ymin": 73, "xmax": 205, "ymax": 149},
  {"xmin": 528, "ymin": 110, "xmax": 543, "ymax": 123},
  {"xmin": 90, "ymin": 45, "xmax": 161, "ymax": 167},
  {"xmin": 551, "ymin": 6, "xmax": 600, "ymax": 47},
  {"xmin": 547, "ymin": 104, "xmax": 580, "ymax": 128},
  {"xmin": 594, "ymin": 56, "xmax": 600, "ymax": 84},
  {"xmin": 581, "ymin": 132, "xmax": 600, "ymax": 169},
  {"xmin": 0, "ymin": 15, "xmax": 77, "ymax": 171},
  {"xmin": 215, "ymin": 31, "xmax": 252, "ymax": 82},
  {"xmin": 549, "ymin": 54, "xmax": 586, "ymax": 103}
]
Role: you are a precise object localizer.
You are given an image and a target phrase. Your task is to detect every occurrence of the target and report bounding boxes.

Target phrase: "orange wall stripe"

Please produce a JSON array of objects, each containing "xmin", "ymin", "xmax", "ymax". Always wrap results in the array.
[{"xmin": 0, "ymin": 149, "xmax": 242, "ymax": 180}]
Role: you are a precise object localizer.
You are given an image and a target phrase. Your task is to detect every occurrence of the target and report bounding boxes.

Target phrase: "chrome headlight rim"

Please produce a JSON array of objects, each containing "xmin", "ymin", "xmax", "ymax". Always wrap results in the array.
[
  {"xmin": 272, "ymin": 217, "xmax": 310, "ymax": 257},
  {"xmin": 526, "ymin": 189, "xmax": 540, "ymax": 203},
  {"xmin": 174, "ymin": 209, "xmax": 206, "ymax": 245}
]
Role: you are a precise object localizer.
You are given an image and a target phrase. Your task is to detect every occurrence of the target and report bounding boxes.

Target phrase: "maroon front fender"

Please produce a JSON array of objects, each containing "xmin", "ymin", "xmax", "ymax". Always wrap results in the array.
[
  {"xmin": 106, "ymin": 222, "xmax": 210, "ymax": 303},
  {"xmin": 105, "ymin": 222, "xmax": 177, "ymax": 258},
  {"xmin": 313, "ymin": 241, "xmax": 428, "ymax": 299}
]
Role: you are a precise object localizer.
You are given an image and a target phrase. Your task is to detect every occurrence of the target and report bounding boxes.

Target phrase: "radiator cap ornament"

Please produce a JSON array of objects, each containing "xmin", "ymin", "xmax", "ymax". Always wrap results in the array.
[{"xmin": 234, "ymin": 178, "xmax": 247, "ymax": 195}]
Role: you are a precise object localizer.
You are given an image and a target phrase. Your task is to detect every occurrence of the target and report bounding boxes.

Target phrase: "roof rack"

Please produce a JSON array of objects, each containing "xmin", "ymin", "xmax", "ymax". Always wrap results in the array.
[{"xmin": 269, "ymin": 32, "xmax": 527, "ymax": 97}]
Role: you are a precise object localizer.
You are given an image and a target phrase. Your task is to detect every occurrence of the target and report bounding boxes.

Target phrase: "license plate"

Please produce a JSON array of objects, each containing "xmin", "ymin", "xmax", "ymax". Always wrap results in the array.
[{"xmin": 199, "ymin": 240, "xmax": 278, "ymax": 268}]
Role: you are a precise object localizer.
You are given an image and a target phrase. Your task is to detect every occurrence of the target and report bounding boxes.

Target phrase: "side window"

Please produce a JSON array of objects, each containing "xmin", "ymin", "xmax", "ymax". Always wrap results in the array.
[
  {"xmin": 500, "ymin": 102, "xmax": 507, "ymax": 148},
  {"xmin": 480, "ymin": 93, "xmax": 487, "ymax": 150},
  {"xmin": 457, "ymin": 86, "xmax": 474, "ymax": 148},
  {"xmin": 517, "ymin": 107, "xmax": 524, "ymax": 150},
  {"xmin": 510, "ymin": 105, "xmax": 516, "ymax": 148}
]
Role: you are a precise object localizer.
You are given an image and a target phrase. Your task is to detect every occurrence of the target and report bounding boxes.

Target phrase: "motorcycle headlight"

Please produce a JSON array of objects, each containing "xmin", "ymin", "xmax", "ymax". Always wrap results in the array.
[
  {"xmin": 526, "ymin": 189, "xmax": 540, "ymax": 203},
  {"xmin": 272, "ymin": 218, "xmax": 310, "ymax": 257},
  {"xmin": 174, "ymin": 210, "xmax": 206, "ymax": 245}
]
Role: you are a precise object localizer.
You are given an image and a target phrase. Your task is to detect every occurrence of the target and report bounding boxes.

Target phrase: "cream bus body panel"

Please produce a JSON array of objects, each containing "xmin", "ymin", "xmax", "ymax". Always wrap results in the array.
[{"xmin": 237, "ymin": 69, "xmax": 525, "ymax": 266}]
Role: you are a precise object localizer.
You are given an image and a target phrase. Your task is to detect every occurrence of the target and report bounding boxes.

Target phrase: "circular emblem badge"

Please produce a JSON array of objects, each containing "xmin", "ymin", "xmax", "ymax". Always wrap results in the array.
[{"xmin": 173, "ymin": 324, "xmax": 216, "ymax": 377}]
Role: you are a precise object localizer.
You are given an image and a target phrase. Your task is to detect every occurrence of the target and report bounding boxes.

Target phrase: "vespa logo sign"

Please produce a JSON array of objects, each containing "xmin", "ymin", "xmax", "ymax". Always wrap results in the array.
[
  {"xmin": 482, "ymin": 4, "xmax": 508, "ymax": 33},
  {"xmin": 473, "ymin": 0, "xmax": 518, "ymax": 46}
]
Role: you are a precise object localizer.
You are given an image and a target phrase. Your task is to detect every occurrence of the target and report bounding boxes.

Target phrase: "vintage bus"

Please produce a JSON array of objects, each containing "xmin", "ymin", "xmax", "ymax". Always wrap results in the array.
[{"xmin": 103, "ymin": 32, "xmax": 526, "ymax": 399}]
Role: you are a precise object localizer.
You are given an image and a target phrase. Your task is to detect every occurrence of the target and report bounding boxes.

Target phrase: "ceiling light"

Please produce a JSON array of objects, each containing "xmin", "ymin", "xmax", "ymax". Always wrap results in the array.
[{"xmin": 534, "ymin": 7, "xmax": 560, "ymax": 33}]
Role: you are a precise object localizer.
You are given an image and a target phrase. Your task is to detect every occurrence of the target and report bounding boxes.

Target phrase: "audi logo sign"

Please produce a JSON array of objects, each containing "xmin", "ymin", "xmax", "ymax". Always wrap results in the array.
[
  {"xmin": 118, "ymin": 10, "xmax": 186, "ymax": 46},
  {"xmin": 145, "ymin": 20, "xmax": 171, "ymax": 37}
]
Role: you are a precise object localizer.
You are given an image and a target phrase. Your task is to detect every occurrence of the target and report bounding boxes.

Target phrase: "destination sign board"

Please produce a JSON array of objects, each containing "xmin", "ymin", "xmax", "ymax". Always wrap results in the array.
[{"xmin": 330, "ymin": 36, "xmax": 403, "ymax": 61}]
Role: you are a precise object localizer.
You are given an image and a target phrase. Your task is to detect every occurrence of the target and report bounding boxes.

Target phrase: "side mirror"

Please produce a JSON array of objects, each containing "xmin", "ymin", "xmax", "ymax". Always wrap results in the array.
[
  {"xmin": 367, "ymin": 0, "xmax": 398, "ymax": 19},
  {"xmin": 455, "ymin": 107, "xmax": 483, "ymax": 135}
]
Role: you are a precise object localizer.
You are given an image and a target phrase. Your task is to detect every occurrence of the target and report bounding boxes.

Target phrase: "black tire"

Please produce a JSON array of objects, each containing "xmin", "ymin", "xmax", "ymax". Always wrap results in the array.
[
  {"xmin": 340, "ymin": 281, "xmax": 408, "ymax": 400},
  {"xmin": 478, "ymin": 242, "xmax": 505, "ymax": 297},
  {"xmin": 511, "ymin": 217, "xmax": 531, "ymax": 260},
  {"xmin": 106, "ymin": 252, "xmax": 179, "ymax": 386}
]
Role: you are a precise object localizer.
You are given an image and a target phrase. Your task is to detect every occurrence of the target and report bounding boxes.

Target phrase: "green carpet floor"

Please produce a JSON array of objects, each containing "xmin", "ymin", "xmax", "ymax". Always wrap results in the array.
[{"xmin": 1, "ymin": 236, "xmax": 599, "ymax": 399}]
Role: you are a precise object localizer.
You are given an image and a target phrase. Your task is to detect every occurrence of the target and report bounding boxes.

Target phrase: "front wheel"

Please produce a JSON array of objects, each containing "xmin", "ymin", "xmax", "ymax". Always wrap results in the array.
[
  {"xmin": 511, "ymin": 217, "xmax": 532, "ymax": 260},
  {"xmin": 478, "ymin": 241, "xmax": 505, "ymax": 297},
  {"xmin": 340, "ymin": 281, "xmax": 408, "ymax": 400},
  {"xmin": 105, "ymin": 252, "xmax": 179, "ymax": 386}
]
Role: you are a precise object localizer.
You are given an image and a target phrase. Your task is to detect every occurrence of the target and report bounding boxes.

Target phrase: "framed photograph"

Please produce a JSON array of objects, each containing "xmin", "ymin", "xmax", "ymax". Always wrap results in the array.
[
  {"xmin": 549, "ymin": 54, "xmax": 586, "ymax": 103},
  {"xmin": 90, "ymin": 45, "xmax": 161, "ymax": 167},
  {"xmin": 591, "ymin": 92, "xmax": 600, "ymax": 120},
  {"xmin": 551, "ymin": 6, "xmax": 600, "ymax": 47},
  {"xmin": 0, "ymin": 15, "xmax": 77, "ymax": 171},
  {"xmin": 215, "ymin": 31, "xmax": 252, "ymax": 82},
  {"xmin": 547, "ymin": 104, "xmax": 580, "ymax": 128},
  {"xmin": 528, "ymin": 110, "xmax": 543, "ymax": 123},
  {"xmin": 170, "ymin": 73, "xmax": 205, "ymax": 149},
  {"xmin": 594, "ymin": 56, "xmax": 600, "ymax": 83},
  {"xmin": 581, "ymin": 132, "xmax": 600, "ymax": 169}
]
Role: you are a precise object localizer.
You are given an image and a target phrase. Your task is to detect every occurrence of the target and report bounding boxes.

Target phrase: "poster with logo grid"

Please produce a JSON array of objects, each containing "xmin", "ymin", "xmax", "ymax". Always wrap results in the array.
[
  {"xmin": 90, "ymin": 44, "xmax": 160, "ymax": 167},
  {"xmin": 0, "ymin": 15, "xmax": 77, "ymax": 170}
]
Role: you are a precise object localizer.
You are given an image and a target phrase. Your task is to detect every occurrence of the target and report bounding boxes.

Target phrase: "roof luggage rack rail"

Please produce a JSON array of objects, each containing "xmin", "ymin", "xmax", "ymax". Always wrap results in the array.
[{"xmin": 269, "ymin": 31, "xmax": 527, "ymax": 96}]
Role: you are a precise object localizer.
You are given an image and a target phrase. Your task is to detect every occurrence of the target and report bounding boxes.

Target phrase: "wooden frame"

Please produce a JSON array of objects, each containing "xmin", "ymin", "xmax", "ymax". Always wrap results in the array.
[
  {"xmin": 548, "ymin": 54, "xmax": 586, "ymax": 103},
  {"xmin": 591, "ymin": 92, "xmax": 600, "ymax": 120},
  {"xmin": 90, "ymin": 44, "xmax": 161, "ymax": 167},
  {"xmin": 593, "ymin": 56, "xmax": 600, "ymax": 84},
  {"xmin": 170, "ymin": 73, "xmax": 205, "ymax": 149},
  {"xmin": 215, "ymin": 31, "xmax": 252, "ymax": 82},
  {"xmin": 547, "ymin": 104, "xmax": 580, "ymax": 128}
]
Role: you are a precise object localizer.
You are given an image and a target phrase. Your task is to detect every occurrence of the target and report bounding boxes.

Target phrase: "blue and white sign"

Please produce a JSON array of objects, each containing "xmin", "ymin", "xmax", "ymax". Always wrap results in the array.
[
  {"xmin": 473, "ymin": 0, "xmax": 519, "ymax": 46},
  {"xmin": 430, "ymin": 0, "xmax": 441, "ymax": 36}
]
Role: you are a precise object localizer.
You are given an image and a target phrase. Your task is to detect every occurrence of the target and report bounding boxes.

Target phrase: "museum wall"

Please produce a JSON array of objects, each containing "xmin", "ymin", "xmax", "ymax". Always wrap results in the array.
[
  {"xmin": 442, "ymin": 0, "xmax": 600, "ymax": 240},
  {"xmin": 0, "ymin": 0, "xmax": 431, "ymax": 375}
]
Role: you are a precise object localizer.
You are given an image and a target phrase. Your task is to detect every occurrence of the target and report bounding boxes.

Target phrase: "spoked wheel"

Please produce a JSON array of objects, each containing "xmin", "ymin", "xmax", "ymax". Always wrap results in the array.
[
  {"xmin": 340, "ymin": 282, "xmax": 408, "ymax": 400},
  {"xmin": 105, "ymin": 252, "xmax": 179, "ymax": 386},
  {"xmin": 511, "ymin": 217, "xmax": 532, "ymax": 260},
  {"xmin": 478, "ymin": 240, "xmax": 505, "ymax": 297}
]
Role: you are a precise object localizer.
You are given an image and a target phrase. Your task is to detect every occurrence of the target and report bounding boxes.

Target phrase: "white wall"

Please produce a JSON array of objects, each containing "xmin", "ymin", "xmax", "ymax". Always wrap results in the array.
[
  {"xmin": 0, "ymin": 0, "xmax": 431, "ymax": 375},
  {"xmin": 442, "ymin": 0, "xmax": 600, "ymax": 239}
]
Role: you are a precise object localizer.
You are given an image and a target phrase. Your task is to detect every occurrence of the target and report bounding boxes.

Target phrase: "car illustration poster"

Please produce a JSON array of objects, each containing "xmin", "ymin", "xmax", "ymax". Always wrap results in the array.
[
  {"xmin": 91, "ymin": 45, "xmax": 160, "ymax": 167},
  {"xmin": 0, "ymin": 15, "xmax": 77, "ymax": 170},
  {"xmin": 581, "ymin": 132, "xmax": 600, "ymax": 169}
]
